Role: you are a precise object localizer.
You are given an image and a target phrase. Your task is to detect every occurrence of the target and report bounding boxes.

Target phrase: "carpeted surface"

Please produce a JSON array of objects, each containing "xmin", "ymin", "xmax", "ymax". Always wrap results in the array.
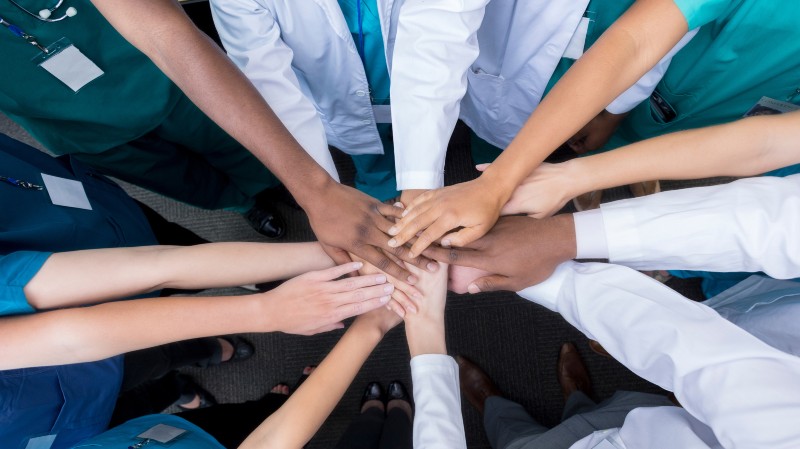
[{"xmin": 2, "ymin": 110, "xmax": 715, "ymax": 447}]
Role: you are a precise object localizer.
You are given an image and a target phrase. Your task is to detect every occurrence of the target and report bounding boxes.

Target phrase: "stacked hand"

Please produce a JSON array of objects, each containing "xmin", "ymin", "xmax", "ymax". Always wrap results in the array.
[
  {"xmin": 304, "ymin": 182, "xmax": 437, "ymax": 285},
  {"xmin": 476, "ymin": 162, "xmax": 578, "ymax": 219},
  {"xmin": 425, "ymin": 215, "xmax": 577, "ymax": 293},
  {"xmin": 266, "ymin": 262, "xmax": 395, "ymax": 335}
]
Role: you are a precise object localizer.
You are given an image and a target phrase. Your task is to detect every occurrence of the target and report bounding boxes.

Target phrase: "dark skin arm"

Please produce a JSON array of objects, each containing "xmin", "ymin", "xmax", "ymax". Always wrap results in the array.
[
  {"xmin": 425, "ymin": 214, "xmax": 577, "ymax": 292},
  {"xmin": 88, "ymin": 0, "xmax": 434, "ymax": 283}
]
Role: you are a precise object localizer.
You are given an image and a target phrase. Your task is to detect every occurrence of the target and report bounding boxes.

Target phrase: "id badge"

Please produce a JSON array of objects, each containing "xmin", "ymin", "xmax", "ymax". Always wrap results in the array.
[
  {"xmin": 743, "ymin": 96, "xmax": 800, "ymax": 117},
  {"xmin": 31, "ymin": 38, "xmax": 103, "ymax": 92}
]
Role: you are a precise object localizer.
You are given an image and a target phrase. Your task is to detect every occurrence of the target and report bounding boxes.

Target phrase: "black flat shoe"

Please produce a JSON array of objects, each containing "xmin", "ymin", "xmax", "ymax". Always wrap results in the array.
[
  {"xmin": 219, "ymin": 335, "xmax": 255, "ymax": 363},
  {"xmin": 387, "ymin": 380, "xmax": 410, "ymax": 403},
  {"xmin": 360, "ymin": 382, "xmax": 384, "ymax": 411},
  {"xmin": 175, "ymin": 375, "xmax": 218, "ymax": 411},
  {"xmin": 244, "ymin": 204, "xmax": 286, "ymax": 239}
]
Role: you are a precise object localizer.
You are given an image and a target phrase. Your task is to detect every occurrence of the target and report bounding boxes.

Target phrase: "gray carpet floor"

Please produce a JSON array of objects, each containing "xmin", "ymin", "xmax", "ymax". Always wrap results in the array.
[{"xmin": 2, "ymin": 112, "xmax": 719, "ymax": 448}]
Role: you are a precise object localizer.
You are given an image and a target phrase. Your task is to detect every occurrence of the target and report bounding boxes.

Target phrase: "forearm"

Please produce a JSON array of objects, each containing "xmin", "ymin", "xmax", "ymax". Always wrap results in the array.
[
  {"xmin": 482, "ymin": 0, "xmax": 688, "ymax": 196},
  {"xmin": 24, "ymin": 242, "xmax": 333, "ymax": 310},
  {"xmin": 90, "ymin": 0, "xmax": 333, "ymax": 200},
  {"xmin": 239, "ymin": 319, "xmax": 384, "ymax": 449},
  {"xmin": 0, "ymin": 293, "xmax": 269, "ymax": 369},
  {"xmin": 568, "ymin": 113, "xmax": 800, "ymax": 195},
  {"xmin": 406, "ymin": 316, "xmax": 447, "ymax": 356}
]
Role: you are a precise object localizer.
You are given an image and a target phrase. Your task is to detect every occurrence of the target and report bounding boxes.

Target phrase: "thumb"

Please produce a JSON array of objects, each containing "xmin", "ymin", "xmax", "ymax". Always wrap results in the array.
[{"xmin": 467, "ymin": 274, "xmax": 512, "ymax": 294}]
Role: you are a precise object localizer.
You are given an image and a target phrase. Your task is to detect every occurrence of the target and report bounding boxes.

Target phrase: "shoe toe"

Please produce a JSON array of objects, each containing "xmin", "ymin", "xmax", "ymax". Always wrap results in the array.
[
  {"xmin": 245, "ymin": 206, "xmax": 286, "ymax": 239},
  {"xmin": 387, "ymin": 380, "xmax": 410, "ymax": 401},
  {"xmin": 360, "ymin": 382, "xmax": 384, "ymax": 409}
]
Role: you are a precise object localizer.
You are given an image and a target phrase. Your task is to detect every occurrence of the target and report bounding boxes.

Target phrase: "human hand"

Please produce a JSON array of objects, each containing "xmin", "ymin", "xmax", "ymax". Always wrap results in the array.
[
  {"xmin": 399, "ymin": 189, "xmax": 427, "ymax": 208},
  {"xmin": 387, "ymin": 177, "xmax": 508, "ymax": 258},
  {"xmin": 265, "ymin": 262, "xmax": 394, "ymax": 335},
  {"xmin": 303, "ymin": 182, "xmax": 437, "ymax": 285},
  {"xmin": 567, "ymin": 109, "xmax": 628, "ymax": 154},
  {"xmin": 476, "ymin": 162, "xmax": 579, "ymax": 219},
  {"xmin": 423, "ymin": 215, "xmax": 577, "ymax": 293},
  {"xmin": 404, "ymin": 260, "xmax": 449, "ymax": 356},
  {"xmin": 352, "ymin": 304, "xmax": 404, "ymax": 337},
  {"xmin": 349, "ymin": 252, "xmax": 421, "ymax": 318},
  {"xmin": 448, "ymin": 265, "xmax": 491, "ymax": 294}
]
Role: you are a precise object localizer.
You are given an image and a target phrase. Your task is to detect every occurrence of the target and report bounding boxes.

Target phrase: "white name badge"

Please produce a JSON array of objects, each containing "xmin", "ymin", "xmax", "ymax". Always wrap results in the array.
[
  {"xmin": 137, "ymin": 424, "xmax": 187, "ymax": 443},
  {"xmin": 563, "ymin": 17, "xmax": 591, "ymax": 60},
  {"xmin": 34, "ymin": 38, "xmax": 103, "ymax": 92},
  {"xmin": 372, "ymin": 105, "xmax": 392, "ymax": 124},
  {"xmin": 41, "ymin": 174, "xmax": 92, "ymax": 210},
  {"xmin": 25, "ymin": 435, "xmax": 57, "ymax": 449}
]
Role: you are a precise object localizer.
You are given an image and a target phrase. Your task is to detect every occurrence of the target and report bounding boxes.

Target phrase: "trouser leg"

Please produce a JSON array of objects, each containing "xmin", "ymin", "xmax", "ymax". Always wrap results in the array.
[
  {"xmin": 120, "ymin": 337, "xmax": 221, "ymax": 391},
  {"xmin": 175, "ymin": 393, "xmax": 288, "ymax": 449},
  {"xmin": 378, "ymin": 408, "xmax": 412, "ymax": 449},
  {"xmin": 561, "ymin": 391, "xmax": 599, "ymax": 421},
  {"xmin": 334, "ymin": 408, "xmax": 386, "ymax": 449},
  {"xmin": 483, "ymin": 396, "xmax": 549, "ymax": 449},
  {"xmin": 134, "ymin": 199, "xmax": 208, "ymax": 246}
]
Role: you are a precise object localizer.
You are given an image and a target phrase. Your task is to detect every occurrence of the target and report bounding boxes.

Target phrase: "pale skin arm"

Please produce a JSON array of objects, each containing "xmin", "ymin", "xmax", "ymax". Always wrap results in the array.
[
  {"xmin": 89, "ymin": 0, "xmax": 434, "ymax": 284},
  {"xmin": 499, "ymin": 112, "xmax": 800, "ymax": 218},
  {"xmin": 24, "ymin": 242, "xmax": 332, "ymax": 310},
  {"xmin": 405, "ymin": 261, "xmax": 448, "ymax": 357},
  {"xmin": 1, "ymin": 262, "xmax": 395, "ymax": 369},
  {"xmin": 238, "ymin": 309, "xmax": 401, "ymax": 449},
  {"xmin": 390, "ymin": 0, "xmax": 689, "ymax": 256}
]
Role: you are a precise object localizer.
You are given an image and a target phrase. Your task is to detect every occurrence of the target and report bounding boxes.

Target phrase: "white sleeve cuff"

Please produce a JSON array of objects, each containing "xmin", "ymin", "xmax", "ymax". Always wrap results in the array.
[
  {"xmin": 516, "ymin": 261, "xmax": 576, "ymax": 311},
  {"xmin": 396, "ymin": 171, "xmax": 445, "ymax": 191},
  {"xmin": 574, "ymin": 209, "xmax": 609, "ymax": 259}
]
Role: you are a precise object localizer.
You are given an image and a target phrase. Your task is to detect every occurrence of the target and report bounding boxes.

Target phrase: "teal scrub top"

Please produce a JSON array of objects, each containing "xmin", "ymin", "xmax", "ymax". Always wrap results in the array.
[
  {"xmin": 0, "ymin": 251, "xmax": 50, "ymax": 316},
  {"xmin": 0, "ymin": 0, "xmax": 181, "ymax": 155},
  {"xmin": 73, "ymin": 415, "xmax": 225, "ymax": 449},
  {"xmin": 606, "ymin": 0, "xmax": 800, "ymax": 150}
]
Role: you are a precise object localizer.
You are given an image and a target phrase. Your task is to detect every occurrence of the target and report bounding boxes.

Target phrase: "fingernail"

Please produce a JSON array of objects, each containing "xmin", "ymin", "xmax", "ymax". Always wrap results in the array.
[
  {"xmin": 402, "ymin": 209, "xmax": 409, "ymax": 217},
  {"xmin": 380, "ymin": 295, "xmax": 391, "ymax": 304},
  {"xmin": 467, "ymin": 283, "xmax": 481, "ymax": 294},
  {"xmin": 393, "ymin": 202, "xmax": 404, "ymax": 209},
  {"xmin": 353, "ymin": 262, "xmax": 363, "ymax": 269},
  {"xmin": 408, "ymin": 305, "xmax": 418, "ymax": 314},
  {"xmin": 375, "ymin": 275, "xmax": 387, "ymax": 283},
  {"xmin": 388, "ymin": 226, "xmax": 398, "ymax": 236},
  {"xmin": 413, "ymin": 290, "xmax": 422, "ymax": 299},
  {"xmin": 388, "ymin": 239, "xmax": 397, "ymax": 247},
  {"xmin": 427, "ymin": 262, "xmax": 438, "ymax": 272},
  {"xmin": 441, "ymin": 239, "xmax": 451, "ymax": 248},
  {"xmin": 407, "ymin": 274, "xmax": 418, "ymax": 284},
  {"xmin": 408, "ymin": 251, "xmax": 417, "ymax": 259},
  {"xmin": 384, "ymin": 284, "xmax": 395, "ymax": 293}
]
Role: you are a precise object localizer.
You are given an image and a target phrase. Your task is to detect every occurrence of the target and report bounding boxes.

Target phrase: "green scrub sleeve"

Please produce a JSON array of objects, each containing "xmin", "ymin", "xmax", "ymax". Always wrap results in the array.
[
  {"xmin": 0, "ymin": 251, "xmax": 52, "ymax": 316},
  {"xmin": 672, "ymin": 0, "xmax": 736, "ymax": 30}
]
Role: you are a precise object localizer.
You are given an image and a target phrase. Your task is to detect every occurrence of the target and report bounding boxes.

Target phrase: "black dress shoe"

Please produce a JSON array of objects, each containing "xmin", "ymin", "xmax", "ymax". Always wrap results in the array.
[
  {"xmin": 175, "ymin": 375, "xmax": 218, "ymax": 411},
  {"xmin": 219, "ymin": 336, "xmax": 255, "ymax": 363},
  {"xmin": 387, "ymin": 380, "xmax": 410, "ymax": 403},
  {"xmin": 360, "ymin": 382, "xmax": 384, "ymax": 411},
  {"xmin": 244, "ymin": 204, "xmax": 286, "ymax": 239}
]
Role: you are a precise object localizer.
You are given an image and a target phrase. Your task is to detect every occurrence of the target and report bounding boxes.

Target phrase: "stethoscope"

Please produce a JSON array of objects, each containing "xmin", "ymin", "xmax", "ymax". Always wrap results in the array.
[{"xmin": 6, "ymin": 0, "xmax": 76, "ymax": 22}]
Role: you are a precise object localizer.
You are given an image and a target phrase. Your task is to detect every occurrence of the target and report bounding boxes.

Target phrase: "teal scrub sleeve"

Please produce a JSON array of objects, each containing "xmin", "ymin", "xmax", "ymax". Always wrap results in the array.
[
  {"xmin": 0, "ymin": 251, "xmax": 52, "ymax": 316},
  {"xmin": 672, "ymin": 0, "xmax": 738, "ymax": 30}
]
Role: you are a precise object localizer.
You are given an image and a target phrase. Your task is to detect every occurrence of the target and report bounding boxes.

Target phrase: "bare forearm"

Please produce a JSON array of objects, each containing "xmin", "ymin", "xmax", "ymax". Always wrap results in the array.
[
  {"xmin": 482, "ymin": 0, "xmax": 688, "ymax": 196},
  {"xmin": 89, "ymin": 0, "xmax": 332, "ymax": 199},
  {"xmin": 568, "ymin": 113, "xmax": 800, "ymax": 194},
  {"xmin": 406, "ymin": 316, "xmax": 447, "ymax": 356},
  {"xmin": 239, "ymin": 320, "xmax": 384, "ymax": 449},
  {"xmin": 0, "ymin": 294, "xmax": 269, "ymax": 369},
  {"xmin": 24, "ymin": 242, "xmax": 333, "ymax": 310}
]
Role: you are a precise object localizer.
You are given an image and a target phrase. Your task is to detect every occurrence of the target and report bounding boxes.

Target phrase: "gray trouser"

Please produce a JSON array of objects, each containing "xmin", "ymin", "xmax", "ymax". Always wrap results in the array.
[{"xmin": 484, "ymin": 391, "xmax": 673, "ymax": 449}]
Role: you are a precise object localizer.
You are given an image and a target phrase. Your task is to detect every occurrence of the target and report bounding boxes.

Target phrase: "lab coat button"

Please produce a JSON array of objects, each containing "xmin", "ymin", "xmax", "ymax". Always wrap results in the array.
[
  {"xmin": 356, "ymin": 90, "xmax": 366, "ymax": 96},
  {"xmin": 361, "ymin": 119, "xmax": 371, "ymax": 125}
]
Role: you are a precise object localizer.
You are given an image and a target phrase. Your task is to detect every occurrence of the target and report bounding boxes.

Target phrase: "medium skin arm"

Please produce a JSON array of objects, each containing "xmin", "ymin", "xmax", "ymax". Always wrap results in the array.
[
  {"xmin": 2, "ymin": 262, "xmax": 395, "ymax": 369},
  {"xmin": 390, "ymin": 0, "xmax": 690, "ymax": 256},
  {"xmin": 499, "ymin": 112, "xmax": 800, "ymax": 218},
  {"xmin": 88, "ymin": 0, "xmax": 432, "ymax": 283},
  {"xmin": 24, "ymin": 242, "xmax": 333, "ymax": 310},
  {"xmin": 238, "ymin": 309, "xmax": 400, "ymax": 449}
]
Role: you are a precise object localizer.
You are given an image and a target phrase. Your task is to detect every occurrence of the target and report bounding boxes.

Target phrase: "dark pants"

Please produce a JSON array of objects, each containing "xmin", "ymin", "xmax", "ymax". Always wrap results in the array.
[{"xmin": 334, "ymin": 407, "xmax": 413, "ymax": 449}]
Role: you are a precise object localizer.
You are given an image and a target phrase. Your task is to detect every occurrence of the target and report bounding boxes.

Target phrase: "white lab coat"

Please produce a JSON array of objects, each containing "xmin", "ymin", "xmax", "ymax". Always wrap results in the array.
[{"xmin": 211, "ymin": 0, "xmax": 694, "ymax": 189}]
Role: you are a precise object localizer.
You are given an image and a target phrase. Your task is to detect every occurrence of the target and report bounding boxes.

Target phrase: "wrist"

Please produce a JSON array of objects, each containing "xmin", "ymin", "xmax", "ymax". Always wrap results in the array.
[
  {"xmin": 253, "ymin": 291, "xmax": 281, "ymax": 333},
  {"xmin": 294, "ymin": 172, "xmax": 337, "ymax": 211},
  {"xmin": 551, "ymin": 214, "xmax": 578, "ymax": 261},
  {"xmin": 563, "ymin": 158, "xmax": 596, "ymax": 198},
  {"xmin": 405, "ymin": 316, "xmax": 446, "ymax": 356}
]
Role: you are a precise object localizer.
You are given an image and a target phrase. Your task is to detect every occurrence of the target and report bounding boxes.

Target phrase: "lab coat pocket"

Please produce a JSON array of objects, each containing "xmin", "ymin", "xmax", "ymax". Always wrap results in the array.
[{"xmin": 466, "ymin": 69, "xmax": 507, "ymax": 123}]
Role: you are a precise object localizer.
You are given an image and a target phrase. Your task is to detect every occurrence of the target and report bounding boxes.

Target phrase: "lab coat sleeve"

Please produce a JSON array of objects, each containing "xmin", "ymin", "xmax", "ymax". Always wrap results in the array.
[
  {"xmin": 598, "ymin": 174, "xmax": 800, "ymax": 278},
  {"xmin": 518, "ymin": 261, "xmax": 800, "ymax": 449},
  {"xmin": 209, "ymin": 0, "xmax": 339, "ymax": 181},
  {"xmin": 410, "ymin": 354, "xmax": 467, "ymax": 448},
  {"xmin": 390, "ymin": 0, "xmax": 489, "ymax": 190},
  {"xmin": 605, "ymin": 29, "xmax": 698, "ymax": 114}
]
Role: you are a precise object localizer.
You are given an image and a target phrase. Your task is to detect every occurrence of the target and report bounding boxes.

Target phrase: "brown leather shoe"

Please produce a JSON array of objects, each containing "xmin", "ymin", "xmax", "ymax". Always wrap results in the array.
[
  {"xmin": 558, "ymin": 343, "xmax": 594, "ymax": 401},
  {"xmin": 456, "ymin": 355, "xmax": 502, "ymax": 415},
  {"xmin": 572, "ymin": 190, "xmax": 603, "ymax": 212},
  {"xmin": 628, "ymin": 180, "xmax": 661, "ymax": 198},
  {"xmin": 588, "ymin": 340, "xmax": 611, "ymax": 359}
]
